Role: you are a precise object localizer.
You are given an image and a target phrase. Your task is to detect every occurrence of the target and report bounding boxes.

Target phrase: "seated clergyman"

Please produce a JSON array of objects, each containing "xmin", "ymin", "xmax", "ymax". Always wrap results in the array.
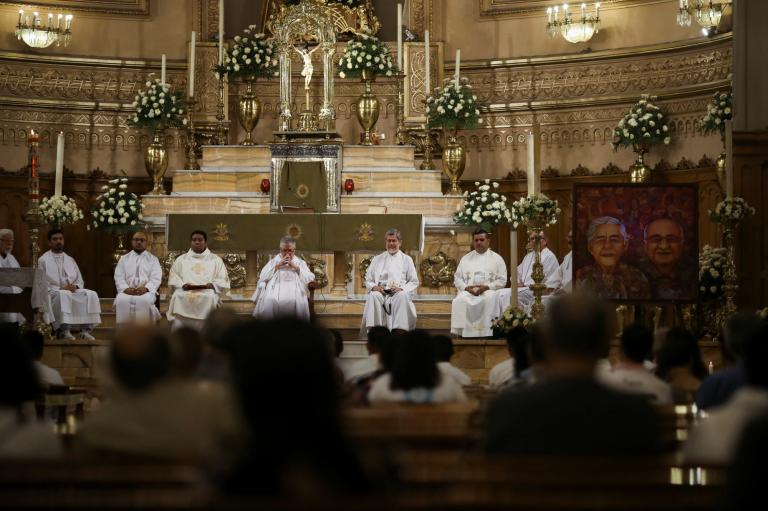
[
  {"xmin": 450, "ymin": 228, "xmax": 507, "ymax": 338},
  {"xmin": 251, "ymin": 236, "xmax": 315, "ymax": 321},
  {"xmin": 38, "ymin": 229, "xmax": 101, "ymax": 340},
  {"xmin": 360, "ymin": 229, "xmax": 419, "ymax": 337},
  {"xmin": 114, "ymin": 231, "xmax": 162, "ymax": 326},
  {"xmin": 167, "ymin": 230, "xmax": 230, "ymax": 331},
  {"xmin": 0, "ymin": 228, "xmax": 24, "ymax": 325}
]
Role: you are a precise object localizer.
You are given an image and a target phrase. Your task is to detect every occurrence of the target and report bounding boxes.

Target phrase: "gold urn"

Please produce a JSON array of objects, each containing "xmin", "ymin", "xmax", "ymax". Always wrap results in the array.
[
  {"xmin": 112, "ymin": 232, "xmax": 129, "ymax": 267},
  {"xmin": 629, "ymin": 143, "xmax": 651, "ymax": 184},
  {"xmin": 356, "ymin": 69, "xmax": 380, "ymax": 146},
  {"xmin": 144, "ymin": 128, "xmax": 168, "ymax": 195},
  {"xmin": 442, "ymin": 134, "xmax": 466, "ymax": 195},
  {"xmin": 238, "ymin": 77, "xmax": 261, "ymax": 146}
]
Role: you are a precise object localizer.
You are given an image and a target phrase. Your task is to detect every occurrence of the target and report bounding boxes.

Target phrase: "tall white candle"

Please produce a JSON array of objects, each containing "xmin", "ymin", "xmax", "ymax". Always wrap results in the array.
[
  {"xmin": 526, "ymin": 131, "xmax": 536, "ymax": 197},
  {"xmin": 188, "ymin": 31, "xmax": 196, "ymax": 97},
  {"xmin": 725, "ymin": 119, "xmax": 734, "ymax": 198},
  {"xmin": 161, "ymin": 54, "xmax": 166, "ymax": 86},
  {"xmin": 397, "ymin": 3, "xmax": 403, "ymax": 71},
  {"xmin": 533, "ymin": 122, "xmax": 541, "ymax": 196},
  {"xmin": 54, "ymin": 131, "xmax": 64, "ymax": 197},
  {"xmin": 424, "ymin": 30, "xmax": 430, "ymax": 97},
  {"xmin": 510, "ymin": 230, "xmax": 518, "ymax": 307},
  {"xmin": 455, "ymin": 48, "xmax": 461, "ymax": 86},
  {"xmin": 218, "ymin": 0, "xmax": 225, "ymax": 66}
]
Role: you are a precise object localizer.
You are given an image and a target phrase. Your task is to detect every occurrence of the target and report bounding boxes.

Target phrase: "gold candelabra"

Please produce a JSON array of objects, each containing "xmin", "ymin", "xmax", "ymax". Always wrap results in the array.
[
  {"xmin": 214, "ymin": 76, "xmax": 228, "ymax": 145},
  {"xmin": 395, "ymin": 73, "xmax": 407, "ymax": 145},
  {"xmin": 419, "ymin": 112, "xmax": 436, "ymax": 170},
  {"xmin": 185, "ymin": 98, "xmax": 200, "ymax": 170},
  {"xmin": 722, "ymin": 221, "xmax": 739, "ymax": 318},
  {"xmin": 528, "ymin": 225, "xmax": 547, "ymax": 320}
]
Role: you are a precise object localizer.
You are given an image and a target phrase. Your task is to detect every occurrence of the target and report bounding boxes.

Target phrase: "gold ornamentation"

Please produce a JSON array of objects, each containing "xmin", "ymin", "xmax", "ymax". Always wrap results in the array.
[
  {"xmin": 419, "ymin": 251, "xmax": 458, "ymax": 288},
  {"xmin": 237, "ymin": 77, "xmax": 261, "ymax": 146},
  {"xmin": 356, "ymin": 223, "xmax": 375, "ymax": 242},
  {"xmin": 442, "ymin": 135, "xmax": 465, "ymax": 195},
  {"xmin": 299, "ymin": 253, "xmax": 328, "ymax": 289},
  {"xmin": 345, "ymin": 252, "xmax": 353, "ymax": 284},
  {"xmin": 161, "ymin": 251, "xmax": 181, "ymax": 287},
  {"xmin": 223, "ymin": 253, "xmax": 246, "ymax": 289},
  {"xmin": 295, "ymin": 184, "xmax": 310, "ymax": 199},
  {"xmin": 356, "ymin": 68, "xmax": 380, "ymax": 146},
  {"xmin": 359, "ymin": 256, "xmax": 372, "ymax": 288},
  {"xmin": 629, "ymin": 144, "xmax": 651, "ymax": 184},
  {"xmin": 286, "ymin": 223, "xmax": 303, "ymax": 239},
  {"xmin": 144, "ymin": 128, "xmax": 168, "ymax": 195},
  {"xmin": 212, "ymin": 223, "xmax": 230, "ymax": 241}
]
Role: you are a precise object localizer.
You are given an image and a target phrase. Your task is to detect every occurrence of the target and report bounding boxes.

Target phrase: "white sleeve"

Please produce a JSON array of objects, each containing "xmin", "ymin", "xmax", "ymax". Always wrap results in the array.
[
  {"xmin": 489, "ymin": 254, "xmax": 507, "ymax": 290},
  {"xmin": 69, "ymin": 257, "xmax": 85, "ymax": 289},
  {"xmin": 454, "ymin": 257, "xmax": 468, "ymax": 292},
  {"xmin": 146, "ymin": 257, "xmax": 163, "ymax": 295},
  {"xmin": 402, "ymin": 255, "xmax": 419, "ymax": 294},
  {"xmin": 168, "ymin": 256, "xmax": 184, "ymax": 290},
  {"xmin": 114, "ymin": 257, "xmax": 128, "ymax": 294},
  {"xmin": 298, "ymin": 259, "xmax": 316, "ymax": 284}
]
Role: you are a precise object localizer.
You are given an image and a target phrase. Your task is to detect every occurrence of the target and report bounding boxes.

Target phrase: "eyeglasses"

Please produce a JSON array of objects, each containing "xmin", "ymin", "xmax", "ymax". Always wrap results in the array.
[{"xmin": 646, "ymin": 235, "xmax": 682, "ymax": 245}]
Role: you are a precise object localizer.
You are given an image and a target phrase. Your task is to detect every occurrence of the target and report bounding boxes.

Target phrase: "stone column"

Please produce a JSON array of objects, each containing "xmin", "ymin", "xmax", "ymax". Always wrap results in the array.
[{"xmin": 733, "ymin": 0, "xmax": 768, "ymax": 131}]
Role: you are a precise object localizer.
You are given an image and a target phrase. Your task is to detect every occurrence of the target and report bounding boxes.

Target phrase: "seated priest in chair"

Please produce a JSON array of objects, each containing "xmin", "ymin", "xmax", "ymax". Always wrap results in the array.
[
  {"xmin": 167, "ymin": 230, "xmax": 230, "ymax": 331},
  {"xmin": 38, "ymin": 228, "xmax": 101, "ymax": 340},
  {"xmin": 360, "ymin": 229, "xmax": 419, "ymax": 337},
  {"xmin": 544, "ymin": 229, "xmax": 573, "ymax": 295},
  {"xmin": 496, "ymin": 230, "xmax": 559, "ymax": 315},
  {"xmin": 0, "ymin": 228, "xmax": 25, "ymax": 325},
  {"xmin": 450, "ymin": 228, "xmax": 507, "ymax": 338},
  {"xmin": 113, "ymin": 231, "xmax": 162, "ymax": 326},
  {"xmin": 251, "ymin": 236, "xmax": 315, "ymax": 321}
]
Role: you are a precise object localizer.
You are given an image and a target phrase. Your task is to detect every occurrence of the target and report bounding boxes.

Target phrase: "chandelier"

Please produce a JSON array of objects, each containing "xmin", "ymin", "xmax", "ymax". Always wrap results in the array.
[
  {"xmin": 546, "ymin": 3, "xmax": 601, "ymax": 44},
  {"xmin": 677, "ymin": 1, "xmax": 730, "ymax": 36},
  {"xmin": 16, "ymin": 9, "xmax": 73, "ymax": 48}
]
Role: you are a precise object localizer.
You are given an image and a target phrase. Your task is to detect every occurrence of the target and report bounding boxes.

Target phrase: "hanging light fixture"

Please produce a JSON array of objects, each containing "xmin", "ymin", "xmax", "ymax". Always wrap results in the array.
[
  {"xmin": 546, "ymin": 3, "xmax": 601, "ymax": 44},
  {"xmin": 15, "ymin": 9, "xmax": 73, "ymax": 48},
  {"xmin": 676, "ymin": 1, "xmax": 730, "ymax": 36}
]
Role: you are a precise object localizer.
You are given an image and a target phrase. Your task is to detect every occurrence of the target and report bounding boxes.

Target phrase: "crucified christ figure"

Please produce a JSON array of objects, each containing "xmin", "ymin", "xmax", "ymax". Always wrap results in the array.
[{"xmin": 293, "ymin": 42, "xmax": 321, "ymax": 91}]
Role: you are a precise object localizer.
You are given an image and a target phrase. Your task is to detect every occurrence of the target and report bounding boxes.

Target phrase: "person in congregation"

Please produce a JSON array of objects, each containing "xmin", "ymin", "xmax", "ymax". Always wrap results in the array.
[
  {"xmin": 488, "ymin": 326, "xmax": 531, "ymax": 389},
  {"xmin": 0, "ymin": 228, "xmax": 24, "ymax": 324},
  {"xmin": 21, "ymin": 330, "xmax": 63, "ymax": 387},
  {"xmin": 544, "ymin": 229, "xmax": 573, "ymax": 294},
  {"xmin": 360, "ymin": 229, "xmax": 419, "ymax": 336},
  {"xmin": 433, "ymin": 335, "xmax": 471, "ymax": 386},
  {"xmin": 38, "ymin": 229, "xmax": 101, "ymax": 340},
  {"xmin": 484, "ymin": 294, "xmax": 661, "ymax": 455},
  {"xmin": 640, "ymin": 217, "xmax": 696, "ymax": 300},
  {"xmin": 655, "ymin": 326, "xmax": 707, "ymax": 404},
  {"xmin": 113, "ymin": 231, "xmax": 162, "ymax": 326},
  {"xmin": 450, "ymin": 228, "xmax": 507, "ymax": 338},
  {"xmin": 495, "ymin": 230, "xmax": 559, "ymax": 316},
  {"xmin": 345, "ymin": 326, "xmax": 389, "ymax": 382},
  {"xmin": 251, "ymin": 236, "xmax": 315, "ymax": 321},
  {"xmin": 167, "ymin": 230, "xmax": 230, "ymax": 331},
  {"xmin": 598, "ymin": 323, "xmax": 672, "ymax": 404}
]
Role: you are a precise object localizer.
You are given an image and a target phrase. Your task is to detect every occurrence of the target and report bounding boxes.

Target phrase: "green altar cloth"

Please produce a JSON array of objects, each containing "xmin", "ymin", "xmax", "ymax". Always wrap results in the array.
[
  {"xmin": 277, "ymin": 161, "xmax": 328, "ymax": 212},
  {"xmin": 166, "ymin": 214, "xmax": 424, "ymax": 252}
]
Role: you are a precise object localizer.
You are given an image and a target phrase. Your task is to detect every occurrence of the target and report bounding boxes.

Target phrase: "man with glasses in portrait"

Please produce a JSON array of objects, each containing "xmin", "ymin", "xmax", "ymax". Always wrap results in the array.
[{"xmin": 640, "ymin": 218, "xmax": 695, "ymax": 300}]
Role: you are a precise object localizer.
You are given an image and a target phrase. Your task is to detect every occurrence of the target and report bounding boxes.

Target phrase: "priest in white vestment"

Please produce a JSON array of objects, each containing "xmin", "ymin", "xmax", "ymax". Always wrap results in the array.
[
  {"xmin": 167, "ymin": 230, "xmax": 230, "ymax": 330},
  {"xmin": 113, "ymin": 231, "xmax": 162, "ymax": 326},
  {"xmin": 38, "ymin": 229, "xmax": 101, "ymax": 339},
  {"xmin": 451, "ymin": 228, "xmax": 507, "ymax": 338},
  {"xmin": 496, "ymin": 230, "xmax": 559, "ymax": 315},
  {"xmin": 360, "ymin": 229, "xmax": 419, "ymax": 336},
  {"xmin": 252, "ymin": 236, "xmax": 315, "ymax": 321},
  {"xmin": 0, "ymin": 229, "xmax": 25, "ymax": 324},
  {"xmin": 544, "ymin": 230, "xmax": 573, "ymax": 294}
]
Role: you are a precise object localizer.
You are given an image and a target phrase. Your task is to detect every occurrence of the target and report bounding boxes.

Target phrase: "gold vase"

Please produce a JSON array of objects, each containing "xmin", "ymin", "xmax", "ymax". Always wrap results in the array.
[
  {"xmin": 356, "ymin": 69, "xmax": 380, "ymax": 146},
  {"xmin": 238, "ymin": 77, "xmax": 261, "ymax": 146},
  {"xmin": 112, "ymin": 232, "xmax": 128, "ymax": 267},
  {"xmin": 144, "ymin": 128, "xmax": 168, "ymax": 195},
  {"xmin": 442, "ymin": 134, "xmax": 466, "ymax": 195},
  {"xmin": 629, "ymin": 144, "xmax": 650, "ymax": 183}
]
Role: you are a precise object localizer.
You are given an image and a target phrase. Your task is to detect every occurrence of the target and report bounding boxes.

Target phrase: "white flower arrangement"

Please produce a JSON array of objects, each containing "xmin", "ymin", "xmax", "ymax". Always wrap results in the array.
[
  {"xmin": 492, "ymin": 306, "xmax": 534, "ymax": 335},
  {"xmin": 758, "ymin": 307, "xmax": 768, "ymax": 320},
  {"xmin": 510, "ymin": 195, "xmax": 561, "ymax": 229},
  {"xmin": 709, "ymin": 197, "xmax": 755, "ymax": 225},
  {"xmin": 90, "ymin": 178, "xmax": 144, "ymax": 231},
  {"xmin": 454, "ymin": 179, "xmax": 512, "ymax": 227},
  {"xmin": 699, "ymin": 90, "xmax": 732, "ymax": 137},
  {"xmin": 612, "ymin": 95, "xmax": 671, "ymax": 150},
  {"xmin": 698, "ymin": 244, "xmax": 727, "ymax": 301},
  {"xmin": 39, "ymin": 195, "xmax": 84, "ymax": 227},
  {"xmin": 216, "ymin": 26, "xmax": 277, "ymax": 81},
  {"xmin": 337, "ymin": 32, "xmax": 397, "ymax": 79},
  {"xmin": 128, "ymin": 77, "xmax": 187, "ymax": 130},
  {"xmin": 426, "ymin": 78, "xmax": 482, "ymax": 133}
]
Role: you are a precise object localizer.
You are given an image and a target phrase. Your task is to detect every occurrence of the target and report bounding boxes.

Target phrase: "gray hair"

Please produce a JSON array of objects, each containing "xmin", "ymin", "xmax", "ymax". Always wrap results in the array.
[
  {"xmin": 279, "ymin": 235, "xmax": 296, "ymax": 247},
  {"xmin": 643, "ymin": 217, "xmax": 684, "ymax": 242},
  {"xmin": 587, "ymin": 216, "xmax": 628, "ymax": 244},
  {"xmin": 0, "ymin": 229, "xmax": 13, "ymax": 239},
  {"xmin": 385, "ymin": 228, "xmax": 402, "ymax": 241}
]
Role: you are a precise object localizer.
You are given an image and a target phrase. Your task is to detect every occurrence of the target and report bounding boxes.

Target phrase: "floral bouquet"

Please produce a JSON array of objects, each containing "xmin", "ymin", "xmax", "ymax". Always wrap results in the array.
[
  {"xmin": 90, "ymin": 178, "xmax": 144, "ymax": 231},
  {"xmin": 699, "ymin": 90, "xmax": 732, "ymax": 137},
  {"xmin": 39, "ymin": 195, "xmax": 84, "ymax": 227},
  {"xmin": 758, "ymin": 307, "xmax": 767, "ymax": 320},
  {"xmin": 492, "ymin": 306, "xmax": 534, "ymax": 337},
  {"xmin": 128, "ymin": 78, "xmax": 187, "ymax": 130},
  {"xmin": 426, "ymin": 78, "xmax": 482, "ymax": 133},
  {"xmin": 709, "ymin": 197, "xmax": 755, "ymax": 225},
  {"xmin": 454, "ymin": 179, "xmax": 512, "ymax": 228},
  {"xmin": 698, "ymin": 245, "xmax": 727, "ymax": 301},
  {"xmin": 612, "ymin": 95, "xmax": 671, "ymax": 150},
  {"xmin": 215, "ymin": 26, "xmax": 277, "ymax": 81},
  {"xmin": 338, "ymin": 32, "xmax": 397, "ymax": 79},
  {"xmin": 510, "ymin": 195, "xmax": 561, "ymax": 229}
]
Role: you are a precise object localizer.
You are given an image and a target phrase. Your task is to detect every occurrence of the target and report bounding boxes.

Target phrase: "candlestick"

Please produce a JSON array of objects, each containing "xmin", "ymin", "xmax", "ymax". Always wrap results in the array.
[
  {"xmin": 424, "ymin": 30, "xmax": 430, "ymax": 97},
  {"xmin": 218, "ymin": 0, "xmax": 225, "ymax": 66},
  {"xmin": 510, "ymin": 230, "xmax": 518, "ymax": 308},
  {"xmin": 65, "ymin": 14, "xmax": 72, "ymax": 31},
  {"xmin": 396, "ymin": 72, "xmax": 407, "ymax": 145},
  {"xmin": 397, "ymin": 3, "xmax": 403, "ymax": 71},
  {"xmin": 161, "ymin": 54, "xmax": 166, "ymax": 86},
  {"xmin": 526, "ymin": 130, "xmax": 536, "ymax": 197},
  {"xmin": 47, "ymin": 13, "xmax": 52, "ymax": 29},
  {"xmin": 725, "ymin": 119, "xmax": 733, "ymax": 198},
  {"xmin": 18, "ymin": 10, "xmax": 22, "ymax": 26},
  {"xmin": 547, "ymin": 7, "xmax": 552, "ymax": 23},
  {"xmin": 581, "ymin": 3, "xmax": 586, "ymax": 19},
  {"xmin": 54, "ymin": 132, "xmax": 64, "ymax": 196},
  {"xmin": 185, "ymin": 98, "xmax": 200, "ymax": 170},
  {"xmin": 596, "ymin": 2, "xmax": 600, "ymax": 18},
  {"xmin": 189, "ymin": 31, "xmax": 196, "ymax": 97},
  {"xmin": 455, "ymin": 48, "xmax": 461, "ymax": 86},
  {"xmin": 56, "ymin": 14, "xmax": 62, "ymax": 30}
]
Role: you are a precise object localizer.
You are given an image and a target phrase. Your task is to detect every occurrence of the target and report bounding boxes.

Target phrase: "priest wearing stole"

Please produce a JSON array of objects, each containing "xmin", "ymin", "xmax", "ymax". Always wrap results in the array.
[
  {"xmin": 113, "ymin": 231, "xmax": 162, "ymax": 326},
  {"xmin": 251, "ymin": 236, "xmax": 315, "ymax": 321},
  {"xmin": 38, "ymin": 229, "xmax": 101, "ymax": 340},
  {"xmin": 167, "ymin": 230, "xmax": 230, "ymax": 330},
  {"xmin": 0, "ymin": 229, "xmax": 24, "ymax": 324},
  {"xmin": 496, "ymin": 230, "xmax": 559, "ymax": 315},
  {"xmin": 361, "ymin": 229, "xmax": 419, "ymax": 336},
  {"xmin": 451, "ymin": 229, "xmax": 507, "ymax": 338}
]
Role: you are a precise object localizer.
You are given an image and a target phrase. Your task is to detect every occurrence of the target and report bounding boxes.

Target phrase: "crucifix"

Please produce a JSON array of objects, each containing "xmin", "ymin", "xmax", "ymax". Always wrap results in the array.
[{"xmin": 293, "ymin": 41, "xmax": 321, "ymax": 112}]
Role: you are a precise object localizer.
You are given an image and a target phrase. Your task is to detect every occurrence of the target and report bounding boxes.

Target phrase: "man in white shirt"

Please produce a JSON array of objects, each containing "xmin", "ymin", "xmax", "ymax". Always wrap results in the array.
[
  {"xmin": 496, "ymin": 230, "xmax": 560, "ymax": 316},
  {"xmin": 451, "ymin": 228, "xmax": 507, "ymax": 338},
  {"xmin": 22, "ymin": 329, "xmax": 63, "ymax": 386},
  {"xmin": 38, "ymin": 229, "xmax": 101, "ymax": 340},
  {"xmin": 252, "ymin": 236, "xmax": 315, "ymax": 321},
  {"xmin": 345, "ymin": 325, "xmax": 389, "ymax": 382},
  {"xmin": 167, "ymin": 230, "xmax": 230, "ymax": 331},
  {"xmin": 599, "ymin": 323, "xmax": 672, "ymax": 404},
  {"xmin": 360, "ymin": 229, "xmax": 419, "ymax": 336},
  {"xmin": 113, "ymin": 231, "xmax": 162, "ymax": 326},
  {"xmin": 0, "ymin": 228, "xmax": 25, "ymax": 324},
  {"xmin": 433, "ymin": 334, "xmax": 471, "ymax": 386},
  {"xmin": 545, "ymin": 230, "xmax": 573, "ymax": 294}
]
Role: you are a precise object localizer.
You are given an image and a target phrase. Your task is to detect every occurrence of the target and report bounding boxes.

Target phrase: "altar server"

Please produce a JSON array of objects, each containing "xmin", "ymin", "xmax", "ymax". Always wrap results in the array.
[
  {"xmin": 113, "ymin": 231, "xmax": 162, "ymax": 326},
  {"xmin": 252, "ymin": 236, "xmax": 315, "ymax": 321},
  {"xmin": 451, "ymin": 228, "xmax": 507, "ymax": 338},
  {"xmin": 361, "ymin": 229, "xmax": 419, "ymax": 336},
  {"xmin": 0, "ymin": 228, "xmax": 24, "ymax": 324},
  {"xmin": 545, "ymin": 230, "xmax": 573, "ymax": 294},
  {"xmin": 38, "ymin": 229, "xmax": 101, "ymax": 339},
  {"xmin": 167, "ymin": 230, "xmax": 230, "ymax": 331},
  {"xmin": 496, "ymin": 230, "xmax": 559, "ymax": 315}
]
